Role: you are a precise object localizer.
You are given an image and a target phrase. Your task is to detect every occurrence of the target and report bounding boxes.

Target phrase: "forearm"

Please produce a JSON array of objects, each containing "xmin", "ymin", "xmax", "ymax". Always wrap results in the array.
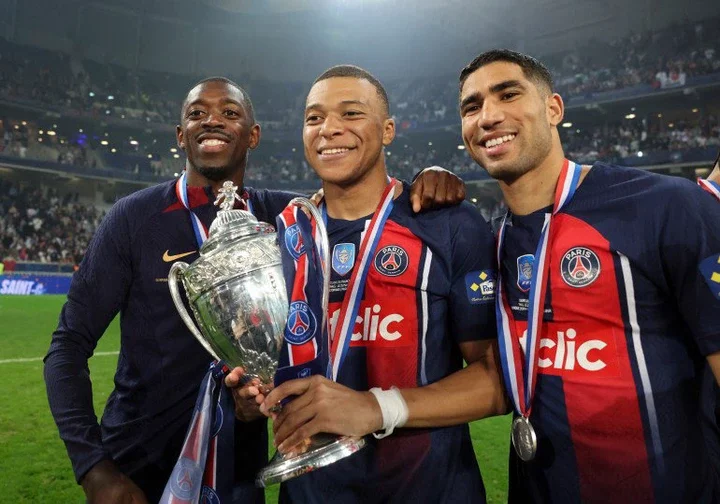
[
  {"xmin": 45, "ymin": 335, "xmax": 109, "ymax": 483},
  {"xmin": 400, "ymin": 357, "xmax": 508, "ymax": 429}
]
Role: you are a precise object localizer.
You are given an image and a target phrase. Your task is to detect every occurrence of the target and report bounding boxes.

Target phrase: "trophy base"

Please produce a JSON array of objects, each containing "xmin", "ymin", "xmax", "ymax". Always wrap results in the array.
[{"xmin": 256, "ymin": 433, "xmax": 366, "ymax": 487}]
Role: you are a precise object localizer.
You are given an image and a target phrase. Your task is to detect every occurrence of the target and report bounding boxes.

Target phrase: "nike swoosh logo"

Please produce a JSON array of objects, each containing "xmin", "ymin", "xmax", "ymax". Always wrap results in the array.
[{"xmin": 162, "ymin": 250, "xmax": 197, "ymax": 262}]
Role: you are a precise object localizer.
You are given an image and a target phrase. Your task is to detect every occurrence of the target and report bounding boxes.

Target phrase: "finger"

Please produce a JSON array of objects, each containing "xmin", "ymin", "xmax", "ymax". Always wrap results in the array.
[
  {"xmin": 278, "ymin": 421, "xmax": 324, "ymax": 454},
  {"xmin": 261, "ymin": 378, "xmax": 312, "ymax": 414},
  {"xmin": 224, "ymin": 367, "xmax": 246, "ymax": 387},
  {"xmin": 237, "ymin": 385, "xmax": 260, "ymax": 401},
  {"xmin": 433, "ymin": 173, "xmax": 449, "ymax": 206},
  {"xmin": 274, "ymin": 405, "xmax": 318, "ymax": 448},
  {"xmin": 309, "ymin": 188, "xmax": 324, "ymax": 206},
  {"xmin": 271, "ymin": 386, "xmax": 317, "ymax": 434}
]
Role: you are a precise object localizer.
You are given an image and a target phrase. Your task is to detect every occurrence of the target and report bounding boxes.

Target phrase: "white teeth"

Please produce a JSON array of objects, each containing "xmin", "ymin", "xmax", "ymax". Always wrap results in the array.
[
  {"xmin": 485, "ymin": 134, "xmax": 516, "ymax": 148},
  {"xmin": 321, "ymin": 148, "xmax": 350, "ymax": 155},
  {"xmin": 201, "ymin": 139, "xmax": 227, "ymax": 146}
]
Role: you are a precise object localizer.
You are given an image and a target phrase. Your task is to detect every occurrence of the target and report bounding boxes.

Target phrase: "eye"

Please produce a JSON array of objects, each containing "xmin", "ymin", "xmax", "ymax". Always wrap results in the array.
[
  {"xmin": 462, "ymin": 105, "xmax": 480, "ymax": 116},
  {"xmin": 224, "ymin": 109, "xmax": 240, "ymax": 117},
  {"xmin": 344, "ymin": 110, "xmax": 363, "ymax": 118},
  {"xmin": 501, "ymin": 92, "xmax": 519, "ymax": 100},
  {"xmin": 187, "ymin": 109, "xmax": 203, "ymax": 118},
  {"xmin": 305, "ymin": 114, "xmax": 321, "ymax": 124}
]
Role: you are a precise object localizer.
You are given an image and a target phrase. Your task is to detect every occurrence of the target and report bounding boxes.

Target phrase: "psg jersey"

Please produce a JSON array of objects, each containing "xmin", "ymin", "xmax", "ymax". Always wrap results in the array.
[
  {"xmin": 280, "ymin": 184, "xmax": 497, "ymax": 504},
  {"xmin": 501, "ymin": 163, "xmax": 720, "ymax": 503}
]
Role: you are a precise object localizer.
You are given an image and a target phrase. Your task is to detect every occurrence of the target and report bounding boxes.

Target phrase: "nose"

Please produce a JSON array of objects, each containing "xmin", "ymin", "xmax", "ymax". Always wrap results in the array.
[
  {"xmin": 478, "ymin": 100, "xmax": 504, "ymax": 131},
  {"xmin": 319, "ymin": 114, "xmax": 343, "ymax": 138},
  {"xmin": 202, "ymin": 110, "xmax": 225, "ymax": 129}
]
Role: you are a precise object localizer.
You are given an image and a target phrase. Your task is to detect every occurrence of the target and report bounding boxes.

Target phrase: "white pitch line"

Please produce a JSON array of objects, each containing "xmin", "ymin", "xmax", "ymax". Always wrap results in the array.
[{"xmin": 0, "ymin": 351, "xmax": 119, "ymax": 365}]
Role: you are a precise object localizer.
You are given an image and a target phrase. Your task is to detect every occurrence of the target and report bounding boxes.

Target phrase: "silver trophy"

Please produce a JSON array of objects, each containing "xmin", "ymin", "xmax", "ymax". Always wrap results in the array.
[{"xmin": 168, "ymin": 181, "xmax": 365, "ymax": 488}]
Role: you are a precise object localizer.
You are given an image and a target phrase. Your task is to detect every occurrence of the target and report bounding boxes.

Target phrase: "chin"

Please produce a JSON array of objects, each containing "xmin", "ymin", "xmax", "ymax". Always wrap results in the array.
[{"xmin": 195, "ymin": 165, "xmax": 235, "ymax": 182}]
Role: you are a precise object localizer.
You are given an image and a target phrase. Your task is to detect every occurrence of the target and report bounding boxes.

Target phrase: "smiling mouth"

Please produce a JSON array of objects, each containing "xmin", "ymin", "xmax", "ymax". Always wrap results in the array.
[
  {"xmin": 197, "ymin": 137, "xmax": 230, "ymax": 153},
  {"xmin": 319, "ymin": 147, "xmax": 355, "ymax": 155},
  {"xmin": 482, "ymin": 134, "xmax": 516, "ymax": 148}
]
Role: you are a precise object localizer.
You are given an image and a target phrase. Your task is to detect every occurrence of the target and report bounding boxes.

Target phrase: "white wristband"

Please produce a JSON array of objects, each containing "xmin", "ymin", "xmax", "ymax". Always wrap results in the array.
[{"xmin": 369, "ymin": 386, "xmax": 409, "ymax": 439}]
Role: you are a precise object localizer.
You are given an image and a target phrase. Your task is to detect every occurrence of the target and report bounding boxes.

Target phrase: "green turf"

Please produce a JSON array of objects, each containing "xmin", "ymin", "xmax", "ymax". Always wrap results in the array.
[{"xmin": 0, "ymin": 295, "xmax": 510, "ymax": 502}]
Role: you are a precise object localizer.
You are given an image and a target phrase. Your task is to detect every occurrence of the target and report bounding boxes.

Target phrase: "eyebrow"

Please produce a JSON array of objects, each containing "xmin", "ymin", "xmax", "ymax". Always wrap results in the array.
[
  {"xmin": 460, "ymin": 80, "xmax": 525, "ymax": 110},
  {"xmin": 185, "ymin": 97, "xmax": 243, "ymax": 110},
  {"xmin": 305, "ymin": 99, "xmax": 368, "ymax": 112}
]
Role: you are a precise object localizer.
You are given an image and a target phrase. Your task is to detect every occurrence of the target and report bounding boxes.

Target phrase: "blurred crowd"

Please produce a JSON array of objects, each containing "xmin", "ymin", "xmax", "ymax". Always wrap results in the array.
[{"xmin": 0, "ymin": 179, "xmax": 104, "ymax": 266}]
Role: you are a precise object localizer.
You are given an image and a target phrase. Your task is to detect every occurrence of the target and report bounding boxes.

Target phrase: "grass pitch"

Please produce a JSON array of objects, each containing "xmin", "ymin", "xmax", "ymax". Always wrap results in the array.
[{"xmin": 0, "ymin": 295, "xmax": 510, "ymax": 503}]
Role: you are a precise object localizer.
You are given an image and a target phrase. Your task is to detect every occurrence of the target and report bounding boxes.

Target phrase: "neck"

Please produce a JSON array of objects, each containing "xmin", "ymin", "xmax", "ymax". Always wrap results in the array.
[
  {"xmin": 499, "ymin": 147, "xmax": 566, "ymax": 216},
  {"xmin": 323, "ymin": 167, "xmax": 390, "ymax": 221},
  {"xmin": 184, "ymin": 163, "xmax": 245, "ymax": 196},
  {"xmin": 708, "ymin": 165, "xmax": 720, "ymax": 184}
]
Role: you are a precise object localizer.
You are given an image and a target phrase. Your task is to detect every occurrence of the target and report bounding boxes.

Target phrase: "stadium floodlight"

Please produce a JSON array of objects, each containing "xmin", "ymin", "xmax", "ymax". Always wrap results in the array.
[
  {"xmin": 174, "ymin": 172, "xmax": 179, "ymax": 177},
  {"xmin": 562, "ymin": 122, "xmax": 572, "ymax": 128},
  {"xmin": 637, "ymin": 151, "xmax": 643, "ymax": 157},
  {"xmin": 457, "ymin": 145, "xmax": 465, "ymax": 150},
  {"xmin": 130, "ymin": 140, "xmax": 139, "ymax": 145},
  {"xmin": 39, "ymin": 130, "xmax": 44, "ymax": 134},
  {"xmin": 21, "ymin": 121, "xmax": 27, "ymax": 126},
  {"xmin": 428, "ymin": 142, "xmax": 433, "ymax": 146},
  {"xmin": 147, "ymin": 154, "xmax": 153, "ymax": 159},
  {"xmin": 89, "ymin": 92, "xmax": 95, "ymax": 97},
  {"xmin": 173, "ymin": 154, "xmax": 180, "ymax": 159},
  {"xmin": 170, "ymin": 148, "xmax": 177, "ymax": 153},
  {"xmin": 79, "ymin": 129, "xmax": 83, "ymax": 133},
  {"xmin": 625, "ymin": 113, "xmax": 636, "ymax": 119},
  {"xmin": 111, "ymin": 148, "xmax": 117, "ymax": 153},
  {"xmin": 108, "ymin": 95, "xmax": 114, "ymax": 100},
  {"xmin": 101, "ymin": 140, "xmax": 109, "ymax": 146},
  {"xmin": 692, "ymin": 108, "xmax": 699, "ymax": 113},
  {"xmin": 47, "ymin": 131, "xmax": 56, "ymax": 136}
]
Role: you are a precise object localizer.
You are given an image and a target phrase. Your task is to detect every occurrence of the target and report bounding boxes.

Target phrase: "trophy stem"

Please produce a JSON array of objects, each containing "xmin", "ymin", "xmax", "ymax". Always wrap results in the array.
[{"xmin": 256, "ymin": 434, "xmax": 366, "ymax": 487}]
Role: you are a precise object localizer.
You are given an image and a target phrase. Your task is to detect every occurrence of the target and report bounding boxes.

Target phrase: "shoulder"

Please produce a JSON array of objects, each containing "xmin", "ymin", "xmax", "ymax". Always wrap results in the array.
[
  {"xmin": 110, "ymin": 180, "xmax": 176, "ymax": 220},
  {"xmin": 246, "ymin": 187, "xmax": 301, "ymax": 222}
]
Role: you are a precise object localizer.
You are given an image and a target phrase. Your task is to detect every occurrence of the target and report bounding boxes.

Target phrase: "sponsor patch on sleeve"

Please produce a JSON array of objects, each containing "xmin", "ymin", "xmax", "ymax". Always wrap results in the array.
[
  {"xmin": 699, "ymin": 254, "xmax": 720, "ymax": 301},
  {"xmin": 464, "ymin": 270, "xmax": 496, "ymax": 304}
]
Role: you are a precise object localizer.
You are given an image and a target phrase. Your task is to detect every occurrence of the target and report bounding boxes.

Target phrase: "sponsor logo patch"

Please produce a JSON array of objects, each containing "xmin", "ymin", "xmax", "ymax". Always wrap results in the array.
[
  {"xmin": 560, "ymin": 247, "xmax": 601, "ymax": 288},
  {"xmin": 464, "ymin": 270, "xmax": 496, "ymax": 304},
  {"xmin": 332, "ymin": 243, "xmax": 355, "ymax": 276},
  {"xmin": 373, "ymin": 245, "xmax": 409, "ymax": 277},
  {"xmin": 284, "ymin": 301, "xmax": 317, "ymax": 345},
  {"xmin": 699, "ymin": 253, "xmax": 720, "ymax": 301}
]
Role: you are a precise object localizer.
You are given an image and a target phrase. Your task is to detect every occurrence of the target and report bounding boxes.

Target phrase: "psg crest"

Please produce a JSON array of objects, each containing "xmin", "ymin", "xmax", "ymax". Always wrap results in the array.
[
  {"xmin": 560, "ymin": 247, "xmax": 601, "ymax": 288},
  {"xmin": 169, "ymin": 457, "xmax": 203, "ymax": 500},
  {"xmin": 284, "ymin": 224, "xmax": 305, "ymax": 260},
  {"xmin": 374, "ymin": 245, "xmax": 409, "ymax": 277},
  {"xmin": 284, "ymin": 301, "xmax": 317, "ymax": 345},
  {"xmin": 332, "ymin": 243, "xmax": 356, "ymax": 276},
  {"xmin": 516, "ymin": 254, "xmax": 534, "ymax": 293}
]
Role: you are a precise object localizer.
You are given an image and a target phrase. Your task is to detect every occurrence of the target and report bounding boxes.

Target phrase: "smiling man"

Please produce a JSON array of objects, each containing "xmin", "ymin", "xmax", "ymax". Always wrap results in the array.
[
  {"xmin": 458, "ymin": 49, "xmax": 720, "ymax": 503},
  {"xmin": 259, "ymin": 65, "xmax": 507, "ymax": 504},
  {"xmin": 44, "ymin": 76, "xmax": 468, "ymax": 504}
]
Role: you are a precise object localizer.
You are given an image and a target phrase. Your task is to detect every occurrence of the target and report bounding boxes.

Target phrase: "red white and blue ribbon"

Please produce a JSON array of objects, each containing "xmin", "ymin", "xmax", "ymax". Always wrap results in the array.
[
  {"xmin": 160, "ymin": 362, "xmax": 234, "ymax": 504},
  {"xmin": 327, "ymin": 179, "xmax": 397, "ymax": 381},
  {"xmin": 496, "ymin": 160, "xmax": 583, "ymax": 417},
  {"xmin": 698, "ymin": 178, "xmax": 720, "ymax": 202}
]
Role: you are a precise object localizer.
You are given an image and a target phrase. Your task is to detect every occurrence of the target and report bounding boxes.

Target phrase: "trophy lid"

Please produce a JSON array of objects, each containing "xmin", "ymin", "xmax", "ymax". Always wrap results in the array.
[{"xmin": 201, "ymin": 181, "xmax": 273, "ymax": 255}]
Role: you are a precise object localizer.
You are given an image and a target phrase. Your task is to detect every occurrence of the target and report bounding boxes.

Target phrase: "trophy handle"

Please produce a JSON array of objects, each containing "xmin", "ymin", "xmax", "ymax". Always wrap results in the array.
[
  {"xmin": 288, "ymin": 198, "xmax": 330, "ymax": 332},
  {"xmin": 168, "ymin": 261, "xmax": 223, "ymax": 362}
]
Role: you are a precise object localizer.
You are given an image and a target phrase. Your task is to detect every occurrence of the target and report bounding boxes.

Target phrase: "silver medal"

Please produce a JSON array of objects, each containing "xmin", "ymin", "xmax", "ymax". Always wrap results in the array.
[{"xmin": 511, "ymin": 416, "xmax": 537, "ymax": 462}]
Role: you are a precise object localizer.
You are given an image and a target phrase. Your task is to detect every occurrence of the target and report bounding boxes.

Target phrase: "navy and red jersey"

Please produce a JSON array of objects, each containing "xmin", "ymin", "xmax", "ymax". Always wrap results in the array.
[
  {"xmin": 43, "ymin": 179, "xmax": 297, "ymax": 502},
  {"xmin": 280, "ymin": 183, "xmax": 497, "ymax": 504},
  {"xmin": 501, "ymin": 163, "xmax": 720, "ymax": 503}
]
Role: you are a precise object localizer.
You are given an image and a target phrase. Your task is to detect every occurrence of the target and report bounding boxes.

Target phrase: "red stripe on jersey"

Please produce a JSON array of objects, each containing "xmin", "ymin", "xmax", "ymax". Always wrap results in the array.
[{"xmin": 550, "ymin": 214, "xmax": 653, "ymax": 502}]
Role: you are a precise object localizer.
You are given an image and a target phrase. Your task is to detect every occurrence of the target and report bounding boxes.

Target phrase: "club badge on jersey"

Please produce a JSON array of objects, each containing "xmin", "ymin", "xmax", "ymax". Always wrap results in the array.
[
  {"xmin": 698, "ymin": 178, "xmax": 720, "ymax": 202},
  {"xmin": 496, "ymin": 160, "xmax": 583, "ymax": 462}
]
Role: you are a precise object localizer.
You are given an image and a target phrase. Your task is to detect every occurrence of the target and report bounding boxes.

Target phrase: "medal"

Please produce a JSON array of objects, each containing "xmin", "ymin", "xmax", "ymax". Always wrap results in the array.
[
  {"xmin": 511, "ymin": 416, "xmax": 538, "ymax": 462},
  {"xmin": 496, "ymin": 160, "xmax": 583, "ymax": 462}
]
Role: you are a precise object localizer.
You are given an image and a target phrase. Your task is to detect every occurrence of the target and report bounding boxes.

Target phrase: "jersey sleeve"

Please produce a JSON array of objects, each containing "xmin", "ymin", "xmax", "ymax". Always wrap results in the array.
[
  {"xmin": 660, "ymin": 183, "xmax": 720, "ymax": 356},
  {"xmin": 249, "ymin": 188, "xmax": 301, "ymax": 225},
  {"xmin": 43, "ymin": 198, "xmax": 133, "ymax": 483},
  {"xmin": 448, "ymin": 202, "xmax": 498, "ymax": 343}
]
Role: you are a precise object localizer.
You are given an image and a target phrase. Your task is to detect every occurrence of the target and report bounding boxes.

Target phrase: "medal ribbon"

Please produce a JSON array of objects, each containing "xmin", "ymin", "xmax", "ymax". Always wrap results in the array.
[
  {"xmin": 496, "ymin": 160, "xmax": 583, "ymax": 417},
  {"xmin": 698, "ymin": 178, "xmax": 720, "ymax": 202},
  {"xmin": 175, "ymin": 171, "xmax": 252, "ymax": 248},
  {"xmin": 326, "ymin": 178, "xmax": 398, "ymax": 380}
]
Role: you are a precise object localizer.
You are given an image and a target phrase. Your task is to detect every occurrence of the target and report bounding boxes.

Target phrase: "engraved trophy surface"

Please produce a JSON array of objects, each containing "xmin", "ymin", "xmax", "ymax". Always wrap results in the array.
[{"xmin": 168, "ymin": 181, "xmax": 287, "ymax": 385}]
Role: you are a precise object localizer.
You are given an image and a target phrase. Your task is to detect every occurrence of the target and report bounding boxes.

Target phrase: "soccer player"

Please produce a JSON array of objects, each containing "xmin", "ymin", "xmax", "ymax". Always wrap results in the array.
[
  {"xmin": 43, "ymin": 77, "xmax": 465, "ymax": 503},
  {"xmin": 458, "ymin": 49, "xmax": 720, "ymax": 502},
  {"xmin": 257, "ymin": 65, "xmax": 507, "ymax": 503}
]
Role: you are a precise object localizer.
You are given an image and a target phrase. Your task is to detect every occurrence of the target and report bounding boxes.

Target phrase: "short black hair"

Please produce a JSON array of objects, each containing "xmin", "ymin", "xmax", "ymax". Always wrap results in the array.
[
  {"xmin": 313, "ymin": 65, "xmax": 389, "ymax": 116},
  {"xmin": 459, "ymin": 49, "xmax": 554, "ymax": 95},
  {"xmin": 181, "ymin": 76, "xmax": 255, "ymax": 124}
]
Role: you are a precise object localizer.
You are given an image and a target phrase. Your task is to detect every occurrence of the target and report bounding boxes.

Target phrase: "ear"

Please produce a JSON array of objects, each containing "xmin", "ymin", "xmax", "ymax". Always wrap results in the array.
[
  {"xmin": 176, "ymin": 125, "xmax": 185, "ymax": 151},
  {"xmin": 546, "ymin": 93, "xmax": 564, "ymax": 127},
  {"xmin": 382, "ymin": 118, "xmax": 396, "ymax": 146},
  {"xmin": 248, "ymin": 123, "xmax": 261, "ymax": 150}
]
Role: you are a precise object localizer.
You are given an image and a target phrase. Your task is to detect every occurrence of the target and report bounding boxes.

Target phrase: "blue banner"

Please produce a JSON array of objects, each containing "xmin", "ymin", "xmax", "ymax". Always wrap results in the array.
[{"xmin": 0, "ymin": 274, "xmax": 73, "ymax": 295}]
